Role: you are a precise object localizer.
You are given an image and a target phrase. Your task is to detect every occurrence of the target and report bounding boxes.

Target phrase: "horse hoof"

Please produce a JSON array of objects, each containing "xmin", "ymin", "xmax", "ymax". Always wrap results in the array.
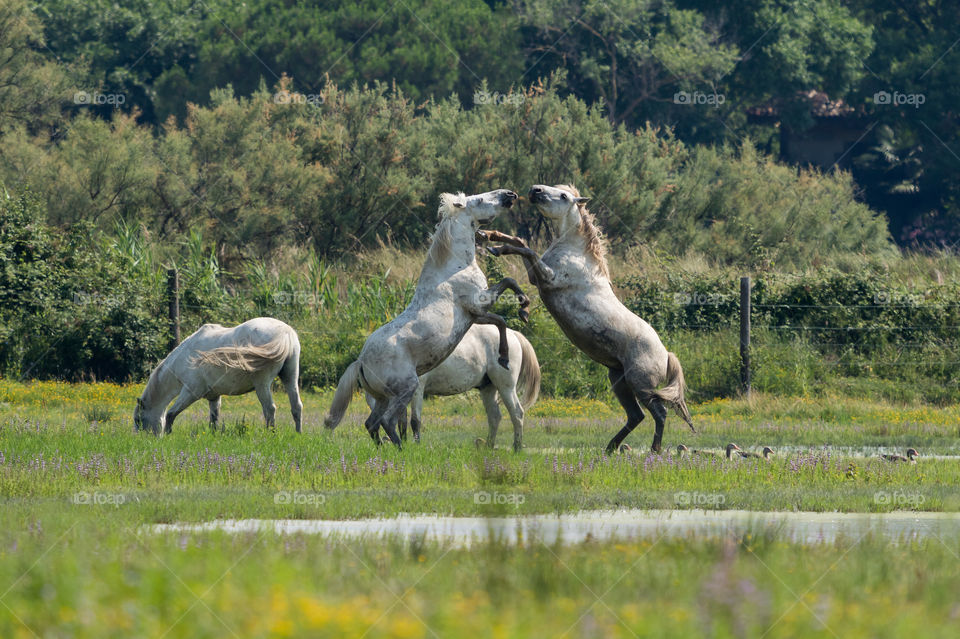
[
  {"xmin": 519, "ymin": 310, "xmax": 530, "ymax": 323},
  {"xmin": 485, "ymin": 246, "xmax": 501, "ymax": 257},
  {"xmin": 498, "ymin": 357, "xmax": 510, "ymax": 370}
]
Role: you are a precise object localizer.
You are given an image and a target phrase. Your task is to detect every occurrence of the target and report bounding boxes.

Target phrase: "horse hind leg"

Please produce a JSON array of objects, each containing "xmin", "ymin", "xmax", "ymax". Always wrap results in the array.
[
  {"xmin": 397, "ymin": 404, "xmax": 408, "ymax": 442},
  {"xmin": 365, "ymin": 399, "xmax": 388, "ymax": 444},
  {"xmin": 255, "ymin": 382, "xmax": 277, "ymax": 429},
  {"xmin": 409, "ymin": 382, "xmax": 424, "ymax": 443},
  {"xmin": 639, "ymin": 395, "xmax": 669, "ymax": 455},
  {"xmin": 479, "ymin": 386, "xmax": 502, "ymax": 449},
  {"xmin": 279, "ymin": 358, "xmax": 303, "ymax": 433},
  {"xmin": 604, "ymin": 368, "xmax": 645, "ymax": 454},
  {"xmin": 378, "ymin": 380, "xmax": 417, "ymax": 449},
  {"xmin": 499, "ymin": 387, "xmax": 525, "ymax": 453}
]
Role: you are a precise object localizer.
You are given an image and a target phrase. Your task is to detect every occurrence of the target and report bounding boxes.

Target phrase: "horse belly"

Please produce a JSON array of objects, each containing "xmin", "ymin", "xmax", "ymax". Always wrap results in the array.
[
  {"xmin": 540, "ymin": 291, "xmax": 631, "ymax": 368},
  {"xmin": 205, "ymin": 369, "xmax": 257, "ymax": 397},
  {"xmin": 421, "ymin": 343, "xmax": 487, "ymax": 396}
]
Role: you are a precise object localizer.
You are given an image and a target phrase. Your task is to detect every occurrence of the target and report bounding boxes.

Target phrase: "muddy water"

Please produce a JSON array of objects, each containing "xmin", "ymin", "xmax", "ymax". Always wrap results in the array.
[{"xmin": 153, "ymin": 509, "xmax": 960, "ymax": 546}]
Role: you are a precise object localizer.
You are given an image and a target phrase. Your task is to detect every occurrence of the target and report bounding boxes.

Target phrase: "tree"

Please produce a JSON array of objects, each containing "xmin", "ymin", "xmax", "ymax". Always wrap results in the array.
[
  {"xmin": 846, "ymin": 0, "xmax": 960, "ymax": 245},
  {"xmin": 0, "ymin": 0, "xmax": 73, "ymax": 136},
  {"xmin": 516, "ymin": 0, "xmax": 739, "ymax": 127}
]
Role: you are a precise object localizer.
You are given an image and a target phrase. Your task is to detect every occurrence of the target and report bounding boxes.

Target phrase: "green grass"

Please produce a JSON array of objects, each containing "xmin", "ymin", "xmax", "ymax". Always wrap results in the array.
[
  {"xmin": 0, "ymin": 504, "xmax": 958, "ymax": 638},
  {"xmin": 2, "ymin": 381, "xmax": 960, "ymax": 637},
  {"xmin": 2, "ymin": 381, "xmax": 959, "ymax": 517}
]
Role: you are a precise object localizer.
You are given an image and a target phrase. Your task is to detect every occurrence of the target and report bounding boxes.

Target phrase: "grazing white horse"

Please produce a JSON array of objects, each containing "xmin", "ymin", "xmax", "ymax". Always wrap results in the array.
[
  {"xmin": 324, "ymin": 189, "xmax": 529, "ymax": 448},
  {"xmin": 134, "ymin": 318, "xmax": 302, "ymax": 434},
  {"xmin": 487, "ymin": 184, "xmax": 694, "ymax": 453},
  {"xmin": 364, "ymin": 324, "xmax": 541, "ymax": 450}
]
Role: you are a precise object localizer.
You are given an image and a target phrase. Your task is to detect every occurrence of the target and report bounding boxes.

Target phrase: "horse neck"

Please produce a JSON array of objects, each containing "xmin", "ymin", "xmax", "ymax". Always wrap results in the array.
[
  {"xmin": 141, "ymin": 362, "xmax": 178, "ymax": 410},
  {"xmin": 424, "ymin": 218, "xmax": 477, "ymax": 276},
  {"xmin": 551, "ymin": 208, "xmax": 609, "ymax": 281},
  {"xmin": 552, "ymin": 208, "xmax": 589, "ymax": 253}
]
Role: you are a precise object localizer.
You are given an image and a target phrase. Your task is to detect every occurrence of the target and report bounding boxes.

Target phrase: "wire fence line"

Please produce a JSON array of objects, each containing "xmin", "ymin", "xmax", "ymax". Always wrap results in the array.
[{"xmin": 161, "ymin": 270, "xmax": 960, "ymax": 395}]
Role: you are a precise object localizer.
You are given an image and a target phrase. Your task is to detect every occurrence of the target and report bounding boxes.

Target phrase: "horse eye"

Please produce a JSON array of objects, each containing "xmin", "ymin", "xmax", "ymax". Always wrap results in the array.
[{"xmin": 561, "ymin": 193, "xmax": 568, "ymax": 201}]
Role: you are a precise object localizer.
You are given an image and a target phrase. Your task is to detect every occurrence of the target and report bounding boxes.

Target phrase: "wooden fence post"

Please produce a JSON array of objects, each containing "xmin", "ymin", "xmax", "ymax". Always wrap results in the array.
[
  {"xmin": 167, "ymin": 268, "xmax": 180, "ymax": 350},
  {"xmin": 740, "ymin": 276, "xmax": 751, "ymax": 397}
]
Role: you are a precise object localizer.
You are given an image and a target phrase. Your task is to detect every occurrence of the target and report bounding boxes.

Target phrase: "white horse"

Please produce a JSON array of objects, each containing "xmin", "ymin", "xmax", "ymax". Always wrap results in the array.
[
  {"xmin": 134, "ymin": 318, "xmax": 302, "ymax": 434},
  {"xmin": 324, "ymin": 189, "xmax": 529, "ymax": 448},
  {"xmin": 487, "ymin": 184, "xmax": 694, "ymax": 453},
  {"xmin": 364, "ymin": 324, "xmax": 541, "ymax": 450}
]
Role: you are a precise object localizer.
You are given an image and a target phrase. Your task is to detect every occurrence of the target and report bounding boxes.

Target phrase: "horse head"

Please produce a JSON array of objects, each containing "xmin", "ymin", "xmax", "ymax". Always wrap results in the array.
[
  {"xmin": 528, "ymin": 184, "xmax": 590, "ymax": 221},
  {"xmin": 432, "ymin": 189, "xmax": 518, "ymax": 264}
]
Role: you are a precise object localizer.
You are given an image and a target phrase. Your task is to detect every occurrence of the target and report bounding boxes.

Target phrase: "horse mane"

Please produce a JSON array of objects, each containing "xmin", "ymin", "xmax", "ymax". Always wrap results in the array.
[
  {"xmin": 555, "ymin": 184, "xmax": 610, "ymax": 279},
  {"xmin": 428, "ymin": 192, "xmax": 465, "ymax": 264},
  {"xmin": 139, "ymin": 354, "xmax": 170, "ymax": 405}
]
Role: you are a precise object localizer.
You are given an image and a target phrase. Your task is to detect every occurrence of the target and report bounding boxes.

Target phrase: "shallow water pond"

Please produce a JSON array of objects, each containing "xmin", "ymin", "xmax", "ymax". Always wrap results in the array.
[{"xmin": 153, "ymin": 509, "xmax": 960, "ymax": 546}]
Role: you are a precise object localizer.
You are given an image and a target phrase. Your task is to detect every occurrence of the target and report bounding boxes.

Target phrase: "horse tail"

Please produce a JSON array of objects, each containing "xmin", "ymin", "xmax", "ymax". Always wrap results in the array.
[
  {"xmin": 193, "ymin": 328, "xmax": 295, "ymax": 372},
  {"xmin": 653, "ymin": 351, "xmax": 695, "ymax": 432},
  {"xmin": 324, "ymin": 360, "xmax": 361, "ymax": 430},
  {"xmin": 515, "ymin": 332, "xmax": 541, "ymax": 410}
]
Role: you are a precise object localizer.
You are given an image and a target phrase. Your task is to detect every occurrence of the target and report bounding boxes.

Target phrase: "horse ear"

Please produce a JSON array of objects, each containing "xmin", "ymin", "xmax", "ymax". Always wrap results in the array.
[
  {"xmin": 452, "ymin": 201, "xmax": 466, "ymax": 209},
  {"xmin": 574, "ymin": 196, "xmax": 591, "ymax": 204}
]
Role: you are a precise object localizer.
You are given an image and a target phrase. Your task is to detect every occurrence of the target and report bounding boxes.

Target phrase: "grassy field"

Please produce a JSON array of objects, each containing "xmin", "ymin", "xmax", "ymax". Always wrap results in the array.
[
  {"xmin": 2, "ymin": 380, "xmax": 960, "ymax": 637},
  {"xmin": 2, "ymin": 509, "xmax": 959, "ymax": 638},
  {"xmin": 2, "ymin": 380, "xmax": 959, "ymax": 516}
]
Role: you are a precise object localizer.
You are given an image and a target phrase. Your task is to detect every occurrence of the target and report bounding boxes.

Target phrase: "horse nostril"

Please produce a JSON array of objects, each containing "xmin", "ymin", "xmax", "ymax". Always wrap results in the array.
[{"xmin": 531, "ymin": 187, "xmax": 543, "ymax": 193}]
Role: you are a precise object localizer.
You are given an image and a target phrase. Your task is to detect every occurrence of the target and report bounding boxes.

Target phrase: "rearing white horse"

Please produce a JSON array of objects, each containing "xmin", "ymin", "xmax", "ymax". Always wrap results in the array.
[
  {"xmin": 134, "ymin": 318, "xmax": 302, "ymax": 434},
  {"xmin": 487, "ymin": 184, "xmax": 694, "ymax": 453},
  {"xmin": 324, "ymin": 189, "xmax": 529, "ymax": 447}
]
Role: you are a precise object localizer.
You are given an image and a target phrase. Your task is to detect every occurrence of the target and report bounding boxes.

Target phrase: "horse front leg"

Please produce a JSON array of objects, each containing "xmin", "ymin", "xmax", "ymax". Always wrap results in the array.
[
  {"xmin": 164, "ymin": 389, "xmax": 200, "ymax": 435},
  {"xmin": 488, "ymin": 277, "xmax": 531, "ymax": 323},
  {"xmin": 486, "ymin": 245, "xmax": 555, "ymax": 289},
  {"xmin": 477, "ymin": 230, "xmax": 527, "ymax": 248},
  {"xmin": 473, "ymin": 312, "xmax": 510, "ymax": 369},
  {"xmin": 208, "ymin": 397, "xmax": 221, "ymax": 433}
]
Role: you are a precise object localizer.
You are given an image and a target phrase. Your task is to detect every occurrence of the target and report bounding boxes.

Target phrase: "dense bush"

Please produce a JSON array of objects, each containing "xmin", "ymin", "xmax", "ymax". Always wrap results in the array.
[
  {"xmin": 0, "ymin": 190, "xmax": 167, "ymax": 380},
  {"xmin": 1, "ymin": 80, "xmax": 895, "ymax": 270},
  {"xmin": 621, "ymin": 267, "xmax": 960, "ymax": 352}
]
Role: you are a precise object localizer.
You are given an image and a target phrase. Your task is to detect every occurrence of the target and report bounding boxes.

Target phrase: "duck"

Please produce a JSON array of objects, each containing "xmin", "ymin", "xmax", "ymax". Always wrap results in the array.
[
  {"xmin": 678, "ymin": 443, "xmax": 741, "ymax": 459},
  {"xmin": 738, "ymin": 446, "xmax": 775, "ymax": 460},
  {"xmin": 881, "ymin": 448, "xmax": 919, "ymax": 463}
]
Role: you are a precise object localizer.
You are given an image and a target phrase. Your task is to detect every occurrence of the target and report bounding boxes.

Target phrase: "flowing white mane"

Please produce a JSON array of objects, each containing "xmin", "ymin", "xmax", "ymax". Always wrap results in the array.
[
  {"xmin": 438, "ymin": 192, "xmax": 467, "ymax": 218},
  {"xmin": 430, "ymin": 192, "xmax": 466, "ymax": 264}
]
